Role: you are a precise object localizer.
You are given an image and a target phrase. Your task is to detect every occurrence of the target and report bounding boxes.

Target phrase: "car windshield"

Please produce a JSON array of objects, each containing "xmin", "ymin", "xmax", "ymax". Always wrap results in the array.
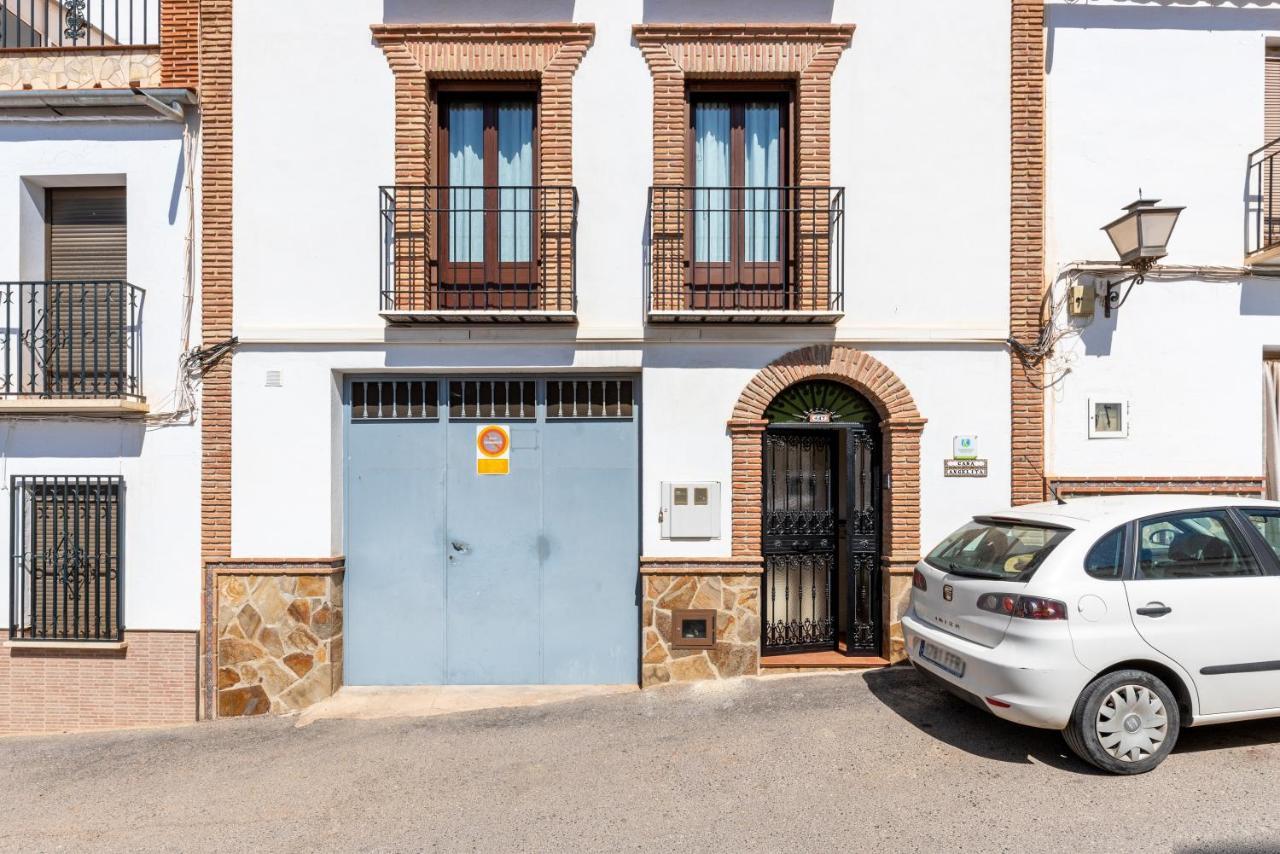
[{"xmin": 926, "ymin": 519, "xmax": 1071, "ymax": 581}]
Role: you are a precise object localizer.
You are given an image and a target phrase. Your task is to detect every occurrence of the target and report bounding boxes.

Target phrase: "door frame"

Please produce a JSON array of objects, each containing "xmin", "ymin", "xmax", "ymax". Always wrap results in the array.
[{"xmin": 760, "ymin": 419, "xmax": 883, "ymax": 657}]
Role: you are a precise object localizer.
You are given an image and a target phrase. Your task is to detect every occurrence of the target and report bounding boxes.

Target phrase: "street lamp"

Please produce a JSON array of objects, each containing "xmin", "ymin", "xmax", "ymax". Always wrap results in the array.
[{"xmin": 1099, "ymin": 197, "xmax": 1184, "ymax": 317}]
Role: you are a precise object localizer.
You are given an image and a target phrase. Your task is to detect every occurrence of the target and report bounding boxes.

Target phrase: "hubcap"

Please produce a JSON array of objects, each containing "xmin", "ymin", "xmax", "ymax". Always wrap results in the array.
[{"xmin": 1095, "ymin": 684, "xmax": 1167, "ymax": 762}]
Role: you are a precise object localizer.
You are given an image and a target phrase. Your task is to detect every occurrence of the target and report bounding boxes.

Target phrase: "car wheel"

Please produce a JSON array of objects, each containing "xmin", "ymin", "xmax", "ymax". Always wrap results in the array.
[{"xmin": 1063, "ymin": 669, "xmax": 1180, "ymax": 775}]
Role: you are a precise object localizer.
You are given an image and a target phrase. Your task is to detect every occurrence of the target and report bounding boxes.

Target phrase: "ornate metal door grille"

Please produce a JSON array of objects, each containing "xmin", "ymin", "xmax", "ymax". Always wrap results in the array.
[
  {"xmin": 762, "ymin": 431, "xmax": 836, "ymax": 653},
  {"xmin": 761, "ymin": 427, "xmax": 881, "ymax": 655}
]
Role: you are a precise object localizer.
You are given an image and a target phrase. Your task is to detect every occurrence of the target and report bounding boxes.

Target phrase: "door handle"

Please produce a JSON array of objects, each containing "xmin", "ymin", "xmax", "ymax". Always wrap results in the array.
[{"xmin": 1136, "ymin": 602, "xmax": 1172, "ymax": 618}]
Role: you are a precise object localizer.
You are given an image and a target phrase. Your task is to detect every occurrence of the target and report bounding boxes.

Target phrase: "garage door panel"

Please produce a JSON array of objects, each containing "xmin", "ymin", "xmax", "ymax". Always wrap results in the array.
[
  {"xmin": 445, "ymin": 419, "xmax": 543, "ymax": 683},
  {"xmin": 345, "ymin": 420, "xmax": 447, "ymax": 685},
  {"xmin": 540, "ymin": 420, "xmax": 639, "ymax": 684}
]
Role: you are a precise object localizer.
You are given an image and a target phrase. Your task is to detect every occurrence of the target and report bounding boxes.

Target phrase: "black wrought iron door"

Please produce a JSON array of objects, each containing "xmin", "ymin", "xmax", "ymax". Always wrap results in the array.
[
  {"xmin": 761, "ymin": 427, "xmax": 881, "ymax": 656},
  {"xmin": 762, "ymin": 431, "xmax": 837, "ymax": 653},
  {"xmin": 844, "ymin": 428, "xmax": 882, "ymax": 654}
]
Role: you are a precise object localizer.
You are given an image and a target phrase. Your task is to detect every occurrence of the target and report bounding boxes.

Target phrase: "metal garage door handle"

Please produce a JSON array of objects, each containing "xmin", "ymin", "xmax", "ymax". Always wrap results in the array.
[{"xmin": 1136, "ymin": 602, "xmax": 1172, "ymax": 618}]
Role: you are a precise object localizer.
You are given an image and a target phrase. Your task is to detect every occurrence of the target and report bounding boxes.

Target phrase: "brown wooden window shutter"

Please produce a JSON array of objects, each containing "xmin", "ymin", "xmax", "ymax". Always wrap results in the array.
[
  {"xmin": 44, "ymin": 188, "xmax": 129, "ymax": 395},
  {"xmin": 47, "ymin": 187, "xmax": 127, "ymax": 280}
]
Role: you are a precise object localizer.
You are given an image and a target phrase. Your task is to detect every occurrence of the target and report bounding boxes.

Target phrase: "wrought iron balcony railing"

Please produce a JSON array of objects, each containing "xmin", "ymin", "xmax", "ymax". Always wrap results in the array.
[
  {"xmin": 9, "ymin": 475, "xmax": 124, "ymax": 643},
  {"xmin": 646, "ymin": 185, "xmax": 845, "ymax": 321},
  {"xmin": 1248, "ymin": 136, "xmax": 1280, "ymax": 261},
  {"xmin": 0, "ymin": 281, "xmax": 143, "ymax": 400},
  {"xmin": 1, "ymin": 0, "xmax": 159, "ymax": 49},
  {"xmin": 379, "ymin": 184, "xmax": 577, "ymax": 322}
]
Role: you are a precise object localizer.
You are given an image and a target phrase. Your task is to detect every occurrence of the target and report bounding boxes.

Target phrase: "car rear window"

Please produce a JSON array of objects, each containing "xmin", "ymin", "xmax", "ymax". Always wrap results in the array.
[{"xmin": 926, "ymin": 519, "xmax": 1071, "ymax": 581}]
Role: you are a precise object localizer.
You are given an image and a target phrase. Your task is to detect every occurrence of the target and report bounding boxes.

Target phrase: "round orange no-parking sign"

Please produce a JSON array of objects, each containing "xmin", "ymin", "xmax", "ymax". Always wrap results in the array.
[{"xmin": 476, "ymin": 425, "xmax": 509, "ymax": 457}]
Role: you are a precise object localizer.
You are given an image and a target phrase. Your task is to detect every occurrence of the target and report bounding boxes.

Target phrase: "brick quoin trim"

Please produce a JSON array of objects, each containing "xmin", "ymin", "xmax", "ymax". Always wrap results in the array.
[
  {"xmin": 198, "ymin": 0, "xmax": 233, "ymax": 720},
  {"xmin": 1050, "ymin": 477, "xmax": 1266, "ymax": 498},
  {"xmin": 159, "ymin": 0, "xmax": 199, "ymax": 88},
  {"xmin": 1010, "ymin": 0, "xmax": 1047, "ymax": 505},
  {"xmin": 0, "ymin": 630, "xmax": 197, "ymax": 735},
  {"xmin": 370, "ymin": 24, "xmax": 595, "ymax": 186},
  {"xmin": 730, "ymin": 345, "xmax": 925, "ymax": 661}
]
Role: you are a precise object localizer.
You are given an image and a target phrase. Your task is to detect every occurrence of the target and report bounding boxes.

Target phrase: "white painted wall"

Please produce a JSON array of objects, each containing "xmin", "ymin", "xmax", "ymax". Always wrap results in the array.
[
  {"xmin": 1045, "ymin": 1, "xmax": 1280, "ymax": 480},
  {"xmin": 0, "ymin": 118, "xmax": 201, "ymax": 630}
]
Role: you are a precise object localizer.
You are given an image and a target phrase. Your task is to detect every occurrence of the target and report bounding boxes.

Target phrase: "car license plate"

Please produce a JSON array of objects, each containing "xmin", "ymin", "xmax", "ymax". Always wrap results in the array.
[{"xmin": 919, "ymin": 639, "xmax": 966, "ymax": 678}]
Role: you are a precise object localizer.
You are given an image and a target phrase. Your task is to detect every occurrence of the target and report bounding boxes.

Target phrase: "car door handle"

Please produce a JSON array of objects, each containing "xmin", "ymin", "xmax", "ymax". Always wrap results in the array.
[{"xmin": 1136, "ymin": 603, "xmax": 1172, "ymax": 618}]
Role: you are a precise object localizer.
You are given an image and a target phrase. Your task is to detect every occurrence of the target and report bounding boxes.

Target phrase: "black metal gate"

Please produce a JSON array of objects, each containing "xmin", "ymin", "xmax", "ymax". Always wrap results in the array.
[{"xmin": 762, "ymin": 426, "xmax": 881, "ymax": 655}]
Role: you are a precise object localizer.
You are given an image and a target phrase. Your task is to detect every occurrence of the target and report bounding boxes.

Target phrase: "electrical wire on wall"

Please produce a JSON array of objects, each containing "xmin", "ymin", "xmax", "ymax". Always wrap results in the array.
[{"xmin": 1011, "ymin": 260, "xmax": 1280, "ymax": 392}]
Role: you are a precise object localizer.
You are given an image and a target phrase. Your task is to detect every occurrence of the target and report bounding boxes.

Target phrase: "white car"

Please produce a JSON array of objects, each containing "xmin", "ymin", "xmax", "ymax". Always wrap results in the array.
[{"xmin": 903, "ymin": 494, "xmax": 1280, "ymax": 774}]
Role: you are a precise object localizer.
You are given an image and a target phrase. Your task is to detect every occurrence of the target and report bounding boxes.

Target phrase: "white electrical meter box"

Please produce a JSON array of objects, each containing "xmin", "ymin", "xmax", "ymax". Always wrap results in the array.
[{"xmin": 661, "ymin": 481, "xmax": 721, "ymax": 539}]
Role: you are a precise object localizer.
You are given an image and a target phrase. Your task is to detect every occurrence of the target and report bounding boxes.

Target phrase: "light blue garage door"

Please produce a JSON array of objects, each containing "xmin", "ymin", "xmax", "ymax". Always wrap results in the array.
[{"xmin": 344, "ymin": 377, "xmax": 639, "ymax": 685}]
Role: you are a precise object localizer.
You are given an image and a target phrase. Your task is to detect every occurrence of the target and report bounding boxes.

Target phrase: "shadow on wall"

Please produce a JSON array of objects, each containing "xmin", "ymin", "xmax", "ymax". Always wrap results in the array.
[
  {"xmin": 642, "ymin": 0, "xmax": 833, "ymax": 23},
  {"xmin": 1242, "ymin": 280, "xmax": 1280, "ymax": 316},
  {"xmin": 1077, "ymin": 302, "xmax": 1116, "ymax": 357},
  {"xmin": 1046, "ymin": 1, "xmax": 1280, "ymax": 73},
  {"xmin": 0, "ymin": 421, "xmax": 145, "ymax": 458},
  {"xmin": 383, "ymin": 0, "xmax": 576, "ymax": 24}
]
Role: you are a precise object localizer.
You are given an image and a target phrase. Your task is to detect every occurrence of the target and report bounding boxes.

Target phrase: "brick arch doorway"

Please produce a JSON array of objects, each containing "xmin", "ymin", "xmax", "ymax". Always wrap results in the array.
[{"xmin": 729, "ymin": 345, "xmax": 926, "ymax": 662}]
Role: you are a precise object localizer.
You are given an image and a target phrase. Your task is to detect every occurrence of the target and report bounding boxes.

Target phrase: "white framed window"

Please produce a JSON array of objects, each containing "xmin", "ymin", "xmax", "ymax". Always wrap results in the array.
[{"xmin": 1088, "ymin": 397, "xmax": 1128, "ymax": 439}]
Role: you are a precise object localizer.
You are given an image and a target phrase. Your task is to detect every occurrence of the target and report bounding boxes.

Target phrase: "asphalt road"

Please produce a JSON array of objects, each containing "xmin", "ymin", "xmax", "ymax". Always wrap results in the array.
[{"xmin": 4, "ymin": 666, "xmax": 1280, "ymax": 853}]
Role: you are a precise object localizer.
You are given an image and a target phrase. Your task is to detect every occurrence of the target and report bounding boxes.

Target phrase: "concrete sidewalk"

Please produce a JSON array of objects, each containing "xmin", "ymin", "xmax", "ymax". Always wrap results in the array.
[{"xmin": 295, "ymin": 683, "xmax": 637, "ymax": 727}]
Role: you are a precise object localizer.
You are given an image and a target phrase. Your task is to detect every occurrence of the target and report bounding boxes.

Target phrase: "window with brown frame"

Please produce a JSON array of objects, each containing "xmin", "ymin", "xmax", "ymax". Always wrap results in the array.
[
  {"xmin": 685, "ymin": 85, "xmax": 792, "ymax": 309},
  {"xmin": 436, "ymin": 88, "xmax": 539, "ymax": 309}
]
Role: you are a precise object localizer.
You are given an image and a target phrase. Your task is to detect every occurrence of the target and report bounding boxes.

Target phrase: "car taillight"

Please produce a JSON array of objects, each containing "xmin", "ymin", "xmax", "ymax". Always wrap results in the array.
[
  {"xmin": 912, "ymin": 569, "xmax": 927, "ymax": 591},
  {"xmin": 977, "ymin": 593, "xmax": 1067, "ymax": 620}
]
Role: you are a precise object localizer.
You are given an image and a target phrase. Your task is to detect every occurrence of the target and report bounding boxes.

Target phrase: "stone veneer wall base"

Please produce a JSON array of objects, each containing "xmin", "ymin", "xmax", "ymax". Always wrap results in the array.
[{"xmin": 208, "ymin": 559, "xmax": 344, "ymax": 717}]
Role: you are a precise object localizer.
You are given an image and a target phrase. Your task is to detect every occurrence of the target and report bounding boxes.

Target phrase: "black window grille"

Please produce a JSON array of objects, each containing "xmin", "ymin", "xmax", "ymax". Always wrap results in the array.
[
  {"xmin": 351, "ymin": 379, "xmax": 438, "ymax": 421},
  {"xmin": 546, "ymin": 379, "xmax": 634, "ymax": 419},
  {"xmin": 9, "ymin": 475, "xmax": 123, "ymax": 642},
  {"xmin": 447, "ymin": 380, "xmax": 536, "ymax": 420}
]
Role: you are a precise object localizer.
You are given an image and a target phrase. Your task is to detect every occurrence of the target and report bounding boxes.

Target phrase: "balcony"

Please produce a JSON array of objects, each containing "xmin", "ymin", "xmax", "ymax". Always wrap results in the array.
[
  {"xmin": 0, "ymin": 0, "xmax": 169, "ymax": 94},
  {"xmin": 1, "ymin": 0, "xmax": 159, "ymax": 49},
  {"xmin": 379, "ymin": 185, "xmax": 577, "ymax": 323},
  {"xmin": 1248, "ymin": 137, "xmax": 1280, "ymax": 264},
  {"xmin": 0, "ymin": 281, "xmax": 145, "ymax": 415},
  {"xmin": 646, "ymin": 185, "xmax": 845, "ymax": 323}
]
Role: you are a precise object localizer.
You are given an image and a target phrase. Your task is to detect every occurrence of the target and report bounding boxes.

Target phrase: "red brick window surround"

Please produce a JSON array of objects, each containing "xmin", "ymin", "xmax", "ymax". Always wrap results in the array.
[
  {"xmin": 634, "ymin": 24, "xmax": 854, "ymax": 313},
  {"xmin": 370, "ymin": 24, "xmax": 593, "ymax": 314},
  {"xmin": 370, "ymin": 24, "xmax": 594, "ymax": 188}
]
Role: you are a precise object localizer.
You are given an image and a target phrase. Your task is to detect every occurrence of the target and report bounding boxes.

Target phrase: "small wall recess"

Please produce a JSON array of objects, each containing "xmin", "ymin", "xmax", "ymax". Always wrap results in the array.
[{"xmin": 671, "ymin": 609, "xmax": 716, "ymax": 649}]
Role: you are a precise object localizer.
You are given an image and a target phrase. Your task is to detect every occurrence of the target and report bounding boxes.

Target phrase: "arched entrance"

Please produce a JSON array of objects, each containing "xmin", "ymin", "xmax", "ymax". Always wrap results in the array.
[
  {"xmin": 729, "ymin": 345, "xmax": 926, "ymax": 662},
  {"xmin": 761, "ymin": 381, "xmax": 882, "ymax": 655}
]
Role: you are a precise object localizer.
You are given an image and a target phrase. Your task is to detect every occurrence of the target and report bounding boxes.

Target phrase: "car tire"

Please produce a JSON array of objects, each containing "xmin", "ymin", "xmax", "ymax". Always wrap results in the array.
[{"xmin": 1063, "ymin": 669, "xmax": 1180, "ymax": 775}]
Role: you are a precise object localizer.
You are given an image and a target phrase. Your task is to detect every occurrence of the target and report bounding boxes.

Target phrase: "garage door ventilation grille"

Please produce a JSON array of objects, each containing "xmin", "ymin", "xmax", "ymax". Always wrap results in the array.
[
  {"xmin": 351, "ymin": 380, "xmax": 439, "ymax": 421},
  {"xmin": 547, "ymin": 380, "xmax": 634, "ymax": 419}
]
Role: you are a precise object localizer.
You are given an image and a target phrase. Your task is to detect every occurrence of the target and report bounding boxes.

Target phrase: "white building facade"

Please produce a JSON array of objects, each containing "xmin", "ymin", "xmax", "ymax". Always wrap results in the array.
[{"xmin": 3, "ymin": 1, "xmax": 1276, "ymax": 731}]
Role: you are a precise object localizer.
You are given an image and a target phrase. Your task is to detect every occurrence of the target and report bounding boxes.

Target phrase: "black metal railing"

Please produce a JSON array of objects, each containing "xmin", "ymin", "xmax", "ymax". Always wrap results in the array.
[
  {"xmin": 379, "ymin": 185, "xmax": 577, "ymax": 315},
  {"xmin": 0, "ymin": 282, "xmax": 144, "ymax": 400},
  {"xmin": 1248, "ymin": 136, "xmax": 1280, "ymax": 257},
  {"xmin": 10, "ymin": 475, "xmax": 124, "ymax": 642},
  {"xmin": 646, "ymin": 185, "xmax": 844, "ymax": 315},
  {"xmin": 0, "ymin": 0, "xmax": 160, "ymax": 49}
]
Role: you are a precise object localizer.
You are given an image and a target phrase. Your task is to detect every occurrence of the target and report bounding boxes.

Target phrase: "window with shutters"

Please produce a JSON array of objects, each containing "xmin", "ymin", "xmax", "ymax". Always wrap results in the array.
[{"xmin": 0, "ymin": 187, "xmax": 142, "ymax": 401}]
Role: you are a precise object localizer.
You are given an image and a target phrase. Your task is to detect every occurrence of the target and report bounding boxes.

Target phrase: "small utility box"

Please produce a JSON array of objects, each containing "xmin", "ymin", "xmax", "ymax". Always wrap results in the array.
[{"xmin": 661, "ymin": 481, "xmax": 721, "ymax": 539}]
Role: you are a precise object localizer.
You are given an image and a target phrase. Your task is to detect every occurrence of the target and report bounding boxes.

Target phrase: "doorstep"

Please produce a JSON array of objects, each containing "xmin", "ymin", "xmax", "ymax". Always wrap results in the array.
[
  {"xmin": 295, "ymin": 684, "xmax": 637, "ymax": 727},
  {"xmin": 760, "ymin": 650, "xmax": 891, "ymax": 670}
]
